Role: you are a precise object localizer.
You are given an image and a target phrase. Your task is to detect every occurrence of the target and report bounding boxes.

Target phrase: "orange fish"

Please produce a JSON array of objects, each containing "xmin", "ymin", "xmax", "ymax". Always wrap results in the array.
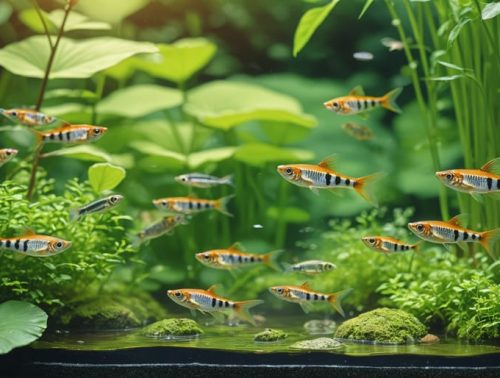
[
  {"xmin": 153, "ymin": 195, "xmax": 234, "ymax": 217},
  {"xmin": 269, "ymin": 282, "xmax": 351, "ymax": 316},
  {"xmin": 0, "ymin": 230, "xmax": 71, "ymax": 257},
  {"xmin": 0, "ymin": 108, "xmax": 56, "ymax": 126},
  {"xmin": 362, "ymin": 236, "xmax": 418, "ymax": 254},
  {"xmin": 436, "ymin": 158, "xmax": 500, "ymax": 201},
  {"xmin": 324, "ymin": 86, "xmax": 402, "ymax": 116},
  {"xmin": 408, "ymin": 215, "xmax": 500, "ymax": 257},
  {"xmin": 0, "ymin": 148, "xmax": 18, "ymax": 167},
  {"xmin": 167, "ymin": 285, "xmax": 263, "ymax": 326},
  {"xmin": 277, "ymin": 156, "xmax": 382, "ymax": 204},
  {"xmin": 33, "ymin": 124, "xmax": 107, "ymax": 144}
]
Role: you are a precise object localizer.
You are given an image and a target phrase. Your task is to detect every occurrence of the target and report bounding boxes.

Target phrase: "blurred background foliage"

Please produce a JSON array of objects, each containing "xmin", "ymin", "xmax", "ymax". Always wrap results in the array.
[{"xmin": 0, "ymin": 0, "xmax": 498, "ymax": 339}]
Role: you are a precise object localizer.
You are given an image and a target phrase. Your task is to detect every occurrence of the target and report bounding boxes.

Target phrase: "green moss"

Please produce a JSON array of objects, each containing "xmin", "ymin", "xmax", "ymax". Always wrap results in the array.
[
  {"xmin": 253, "ymin": 328, "xmax": 288, "ymax": 342},
  {"xmin": 335, "ymin": 308, "xmax": 427, "ymax": 344},
  {"xmin": 141, "ymin": 318, "xmax": 203, "ymax": 337},
  {"xmin": 290, "ymin": 337, "xmax": 344, "ymax": 350}
]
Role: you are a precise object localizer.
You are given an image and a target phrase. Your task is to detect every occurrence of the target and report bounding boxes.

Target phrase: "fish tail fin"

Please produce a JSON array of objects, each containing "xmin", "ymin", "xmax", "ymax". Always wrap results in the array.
[
  {"xmin": 327, "ymin": 288, "xmax": 352, "ymax": 318},
  {"xmin": 412, "ymin": 242, "xmax": 421, "ymax": 252},
  {"xmin": 263, "ymin": 249, "xmax": 284, "ymax": 271},
  {"xmin": 28, "ymin": 128, "xmax": 44, "ymax": 144},
  {"xmin": 382, "ymin": 87, "xmax": 403, "ymax": 113},
  {"xmin": 479, "ymin": 228, "xmax": 500, "ymax": 259},
  {"xmin": 233, "ymin": 299, "xmax": 264, "ymax": 326},
  {"xmin": 69, "ymin": 208, "xmax": 80, "ymax": 222},
  {"xmin": 353, "ymin": 172, "xmax": 383, "ymax": 205},
  {"xmin": 131, "ymin": 232, "xmax": 145, "ymax": 248},
  {"xmin": 215, "ymin": 195, "xmax": 235, "ymax": 217},
  {"xmin": 222, "ymin": 174, "xmax": 235, "ymax": 187}
]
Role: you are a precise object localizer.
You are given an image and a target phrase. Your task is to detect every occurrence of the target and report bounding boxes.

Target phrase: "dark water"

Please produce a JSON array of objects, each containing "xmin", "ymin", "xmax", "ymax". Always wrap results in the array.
[{"xmin": 34, "ymin": 317, "xmax": 499, "ymax": 357}]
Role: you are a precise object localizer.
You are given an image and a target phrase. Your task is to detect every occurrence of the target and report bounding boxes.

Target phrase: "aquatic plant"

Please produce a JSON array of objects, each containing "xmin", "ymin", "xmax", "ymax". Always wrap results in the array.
[
  {"xmin": 140, "ymin": 318, "xmax": 204, "ymax": 337},
  {"xmin": 253, "ymin": 328, "xmax": 288, "ymax": 342}
]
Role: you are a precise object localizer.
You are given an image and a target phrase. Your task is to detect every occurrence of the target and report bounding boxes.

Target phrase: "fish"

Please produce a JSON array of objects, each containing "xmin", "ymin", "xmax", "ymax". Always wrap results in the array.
[
  {"xmin": 69, "ymin": 194, "xmax": 124, "ymax": 221},
  {"xmin": 284, "ymin": 260, "xmax": 336, "ymax": 275},
  {"xmin": 0, "ymin": 148, "xmax": 18, "ymax": 167},
  {"xmin": 153, "ymin": 195, "xmax": 234, "ymax": 217},
  {"xmin": 276, "ymin": 156, "xmax": 382, "ymax": 204},
  {"xmin": 0, "ymin": 230, "xmax": 71, "ymax": 257},
  {"xmin": 32, "ymin": 124, "xmax": 107, "ymax": 144},
  {"xmin": 324, "ymin": 86, "xmax": 402, "ymax": 116},
  {"xmin": 167, "ymin": 285, "xmax": 264, "ymax": 326},
  {"xmin": 408, "ymin": 215, "xmax": 500, "ymax": 257},
  {"xmin": 269, "ymin": 282, "xmax": 351, "ymax": 317},
  {"xmin": 353, "ymin": 51, "xmax": 374, "ymax": 61},
  {"xmin": 0, "ymin": 108, "xmax": 56, "ymax": 126},
  {"xmin": 341, "ymin": 122, "xmax": 373, "ymax": 141},
  {"xmin": 195, "ymin": 244, "xmax": 282, "ymax": 271},
  {"xmin": 175, "ymin": 173, "xmax": 234, "ymax": 188},
  {"xmin": 381, "ymin": 37, "xmax": 404, "ymax": 51},
  {"xmin": 362, "ymin": 236, "xmax": 418, "ymax": 254},
  {"xmin": 135, "ymin": 214, "xmax": 187, "ymax": 245},
  {"xmin": 435, "ymin": 158, "xmax": 500, "ymax": 202}
]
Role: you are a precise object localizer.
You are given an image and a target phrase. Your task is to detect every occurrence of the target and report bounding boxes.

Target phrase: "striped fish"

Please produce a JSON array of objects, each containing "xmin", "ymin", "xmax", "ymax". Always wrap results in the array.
[
  {"xmin": 277, "ymin": 156, "xmax": 382, "ymax": 204},
  {"xmin": 408, "ymin": 215, "xmax": 500, "ymax": 258},
  {"xmin": 153, "ymin": 195, "xmax": 234, "ymax": 217},
  {"xmin": 135, "ymin": 215, "xmax": 187, "ymax": 245},
  {"xmin": 362, "ymin": 236, "xmax": 418, "ymax": 254},
  {"xmin": 33, "ymin": 124, "xmax": 107, "ymax": 144},
  {"xmin": 195, "ymin": 244, "xmax": 282, "ymax": 271},
  {"xmin": 269, "ymin": 282, "xmax": 351, "ymax": 316},
  {"xmin": 341, "ymin": 122, "xmax": 373, "ymax": 141},
  {"xmin": 324, "ymin": 86, "xmax": 402, "ymax": 116},
  {"xmin": 167, "ymin": 286, "xmax": 263, "ymax": 326},
  {"xmin": 285, "ymin": 260, "xmax": 336, "ymax": 275},
  {"xmin": 70, "ymin": 194, "xmax": 124, "ymax": 221},
  {"xmin": 0, "ymin": 108, "xmax": 56, "ymax": 126},
  {"xmin": 175, "ymin": 173, "xmax": 234, "ymax": 188},
  {"xmin": 0, "ymin": 148, "xmax": 18, "ymax": 167},
  {"xmin": 0, "ymin": 230, "xmax": 71, "ymax": 257},
  {"xmin": 436, "ymin": 158, "xmax": 500, "ymax": 201}
]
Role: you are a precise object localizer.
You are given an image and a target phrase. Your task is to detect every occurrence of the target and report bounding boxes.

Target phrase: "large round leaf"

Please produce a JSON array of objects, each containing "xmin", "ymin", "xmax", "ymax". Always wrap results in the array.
[
  {"xmin": 97, "ymin": 85, "xmax": 182, "ymax": 117},
  {"xmin": 135, "ymin": 38, "xmax": 216, "ymax": 84},
  {"xmin": 19, "ymin": 9, "xmax": 110, "ymax": 33},
  {"xmin": 88, "ymin": 163, "xmax": 126, "ymax": 193},
  {"xmin": 234, "ymin": 143, "xmax": 315, "ymax": 167},
  {"xmin": 0, "ymin": 36, "xmax": 158, "ymax": 79},
  {"xmin": 76, "ymin": 0, "xmax": 149, "ymax": 24},
  {"xmin": 0, "ymin": 301, "xmax": 48, "ymax": 355},
  {"xmin": 188, "ymin": 147, "xmax": 237, "ymax": 169},
  {"xmin": 185, "ymin": 81, "xmax": 317, "ymax": 131}
]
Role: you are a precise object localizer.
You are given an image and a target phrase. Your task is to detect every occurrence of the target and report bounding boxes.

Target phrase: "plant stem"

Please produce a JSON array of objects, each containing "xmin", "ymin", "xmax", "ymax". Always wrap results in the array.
[{"xmin": 32, "ymin": 0, "xmax": 53, "ymax": 50}]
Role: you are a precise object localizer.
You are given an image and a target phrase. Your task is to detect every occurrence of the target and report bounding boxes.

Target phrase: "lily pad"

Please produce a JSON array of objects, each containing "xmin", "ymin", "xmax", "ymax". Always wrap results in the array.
[
  {"xmin": 185, "ymin": 81, "xmax": 316, "ymax": 131},
  {"xmin": 97, "ymin": 85, "xmax": 183, "ymax": 117},
  {"xmin": 234, "ymin": 143, "xmax": 314, "ymax": 167},
  {"xmin": 0, "ymin": 36, "xmax": 158, "ymax": 79},
  {"xmin": 135, "ymin": 38, "xmax": 216, "ymax": 84},
  {"xmin": 88, "ymin": 162, "xmax": 126, "ymax": 193},
  {"xmin": 0, "ymin": 300, "xmax": 48, "ymax": 354}
]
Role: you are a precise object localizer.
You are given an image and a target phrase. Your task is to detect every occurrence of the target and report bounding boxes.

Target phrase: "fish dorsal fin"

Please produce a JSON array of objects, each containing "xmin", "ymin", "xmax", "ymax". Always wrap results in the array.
[
  {"xmin": 318, "ymin": 155, "xmax": 336, "ymax": 170},
  {"xmin": 300, "ymin": 282, "xmax": 311, "ymax": 290},
  {"xmin": 227, "ymin": 242, "xmax": 243, "ymax": 251},
  {"xmin": 20, "ymin": 228, "xmax": 36, "ymax": 237},
  {"xmin": 447, "ymin": 214, "xmax": 468, "ymax": 227},
  {"xmin": 206, "ymin": 284, "xmax": 221, "ymax": 294},
  {"xmin": 480, "ymin": 158, "xmax": 500, "ymax": 174},
  {"xmin": 349, "ymin": 85, "xmax": 365, "ymax": 97}
]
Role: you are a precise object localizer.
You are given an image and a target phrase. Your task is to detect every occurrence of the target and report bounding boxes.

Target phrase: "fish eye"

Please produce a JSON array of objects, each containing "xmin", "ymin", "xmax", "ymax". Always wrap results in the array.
[
  {"xmin": 161, "ymin": 200, "xmax": 167, "ymax": 206},
  {"xmin": 203, "ymin": 254, "xmax": 210, "ymax": 260},
  {"xmin": 93, "ymin": 128, "xmax": 101, "ymax": 135},
  {"xmin": 110, "ymin": 196, "xmax": 118, "ymax": 203},
  {"xmin": 56, "ymin": 241, "xmax": 63, "ymax": 248},
  {"xmin": 11, "ymin": 111, "xmax": 17, "ymax": 116},
  {"xmin": 417, "ymin": 224, "xmax": 424, "ymax": 232},
  {"xmin": 181, "ymin": 177, "xmax": 187, "ymax": 182},
  {"xmin": 446, "ymin": 173, "xmax": 453, "ymax": 180},
  {"xmin": 332, "ymin": 102, "xmax": 339, "ymax": 109},
  {"xmin": 369, "ymin": 238, "xmax": 375, "ymax": 244},
  {"xmin": 175, "ymin": 291, "xmax": 182, "ymax": 297},
  {"xmin": 276, "ymin": 288, "xmax": 283, "ymax": 294},
  {"xmin": 5, "ymin": 150, "xmax": 12, "ymax": 156},
  {"xmin": 285, "ymin": 168, "xmax": 293, "ymax": 175}
]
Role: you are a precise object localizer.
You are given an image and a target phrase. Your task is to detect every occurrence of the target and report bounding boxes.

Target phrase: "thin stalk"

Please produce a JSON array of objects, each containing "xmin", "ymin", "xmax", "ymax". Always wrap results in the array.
[
  {"xmin": 32, "ymin": 0, "xmax": 53, "ymax": 50},
  {"xmin": 91, "ymin": 74, "xmax": 106, "ymax": 125},
  {"xmin": 274, "ymin": 179, "xmax": 289, "ymax": 249}
]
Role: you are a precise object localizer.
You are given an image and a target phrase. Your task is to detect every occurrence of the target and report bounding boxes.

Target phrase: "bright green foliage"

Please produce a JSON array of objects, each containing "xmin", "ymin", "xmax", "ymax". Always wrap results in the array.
[
  {"xmin": 19, "ymin": 8, "xmax": 110, "ymax": 33},
  {"xmin": 140, "ymin": 318, "xmax": 204, "ymax": 337},
  {"xmin": 293, "ymin": 0, "xmax": 340, "ymax": 57},
  {"xmin": 253, "ymin": 328, "xmax": 288, "ymax": 342},
  {"xmin": 0, "ymin": 178, "xmax": 134, "ymax": 310},
  {"xmin": 335, "ymin": 308, "xmax": 427, "ymax": 344},
  {"xmin": 0, "ymin": 36, "xmax": 158, "ymax": 79},
  {"xmin": 88, "ymin": 163, "xmax": 126, "ymax": 193},
  {"xmin": 482, "ymin": 2, "xmax": 500, "ymax": 20},
  {"xmin": 0, "ymin": 300, "xmax": 47, "ymax": 354},
  {"xmin": 75, "ymin": 0, "xmax": 149, "ymax": 24}
]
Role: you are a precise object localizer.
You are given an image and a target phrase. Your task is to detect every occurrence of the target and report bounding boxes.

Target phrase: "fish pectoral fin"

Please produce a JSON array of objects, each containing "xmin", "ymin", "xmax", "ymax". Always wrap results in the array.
[
  {"xmin": 299, "ymin": 302, "xmax": 314, "ymax": 314},
  {"xmin": 309, "ymin": 186, "xmax": 320, "ymax": 195},
  {"xmin": 442, "ymin": 243, "xmax": 453, "ymax": 251},
  {"xmin": 470, "ymin": 192, "xmax": 484, "ymax": 203}
]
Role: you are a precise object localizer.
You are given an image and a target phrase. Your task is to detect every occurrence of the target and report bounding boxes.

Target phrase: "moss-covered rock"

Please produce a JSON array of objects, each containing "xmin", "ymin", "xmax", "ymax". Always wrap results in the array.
[
  {"xmin": 253, "ymin": 328, "xmax": 288, "ymax": 342},
  {"xmin": 60, "ymin": 292, "xmax": 167, "ymax": 330},
  {"xmin": 141, "ymin": 318, "xmax": 203, "ymax": 337},
  {"xmin": 334, "ymin": 308, "xmax": 427, "ymax": 344},
  {"xmin": 290, "ymin": 337, "xmax": 343, "ymax": 350},
  {"xmin": 304, "ymin": 319, "xmax": 336, "ymax": 335}
]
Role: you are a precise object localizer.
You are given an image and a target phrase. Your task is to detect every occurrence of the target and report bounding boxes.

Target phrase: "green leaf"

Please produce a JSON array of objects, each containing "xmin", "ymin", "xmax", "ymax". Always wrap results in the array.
[
  {"xmin": 0, "ymin": 300, "xmax": 48, "ymax": 354},
  {"xmin": 19, "ymin": 9, "xmax": 110, "ymax": 33},
  {"xmin": 185, "ymin": 81, "xmax": 316, "ymax": 131},
  {"xmin": 0, "ymin": 2, "xmax": 12, "ymax": 26},
  {"xmin": 40, "ymin": 145, "xmax": 132, "ymax": 168},
  {"xmin": 88, "ymin": 163, "xmax": 126, "ymax": 193},
  {"xmin": 75, "ymin": 0, "xmax": 149, "ymax": 24},
  {"xmin": 448, "ymin": 18, "xmax": 471, "ymax": 48},
  {"xmin": 293, "ymin": 0, "xmax": 340, "ymax": 57},
  {"xmin": 267, "ymin": 206, "xmax": 310, "ymax": 223},
  {"xmin": 97, "ymin": 85, "xmax": 182, "ymax": 117},
  {"xmin": 0, "ymin": 36, "xmax": 158, "ymax": 79},
  {"xmin": 482, "ymin": 2, "xmax": 500, "ymax": 20},
  {"xmin": 359, "ymin": 0, "xmax": 375, "ymax": 19},
  {"xmin": 234, "ymin": 143, "xmax": 314, "ymax": 168},
  {"xmin": 130, "ymin": 141, "xmax": 186, "ymax": 164},
  {"xmin": 188, "ymin": 147, "xmax": 237, "ymax": 169},
  {"xmin": 135, "ymin": 38, "xmax": 216, "ymax": 84}
]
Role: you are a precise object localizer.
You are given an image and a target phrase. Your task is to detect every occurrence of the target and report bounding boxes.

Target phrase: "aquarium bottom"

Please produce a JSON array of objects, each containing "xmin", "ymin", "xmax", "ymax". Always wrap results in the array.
[{"xmin": 1, "ymin": 346, "xmax": 498, "ymax": 378}]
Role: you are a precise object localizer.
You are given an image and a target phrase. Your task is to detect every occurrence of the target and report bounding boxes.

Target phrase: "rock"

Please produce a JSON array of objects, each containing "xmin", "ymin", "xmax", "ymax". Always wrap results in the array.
[
  {"xmin": 334, "ymin": 308, "xmax": 427, "ymax": 344},
  {"xmin": 141, "ymin": 318, "xmax": 203, "ymax": 337},
  {"xmin": 290, "ymin": 337, "xmax": 343, "ymax": 350},
  {"xmin": 420, "ymin": 333, "xmax": 440, "ymax": 343},
  {"xmin": 253, "ymin": 328, "xmax": 288, "ymax": 342},
  {"xmin": 304, "ymin": 319, "xmax": 336, "ymax": 335}
]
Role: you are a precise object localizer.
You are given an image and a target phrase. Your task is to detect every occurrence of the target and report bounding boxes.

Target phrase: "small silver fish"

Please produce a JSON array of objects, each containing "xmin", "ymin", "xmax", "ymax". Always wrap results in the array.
[
  {"xmin": 135, "ymin": 214, "xmax": 187, "ymax": 245},
  {"xmin": 285, "ymin": 260, "xmax": 336, "ymax": 275},
  {"xmin": 0, "ymin": 230, "xmax": 71, "ymax": 257},
  {"xmin": 175, "ymin": 173, "xmax": 234, "ymax": 188},
  {"xmin": 70, "ymin": 194, "xmax": 124, "ymax": 221},
  {"xmin": 0, "ymin": 108, "xmax": 56, "ymax": 126}
]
